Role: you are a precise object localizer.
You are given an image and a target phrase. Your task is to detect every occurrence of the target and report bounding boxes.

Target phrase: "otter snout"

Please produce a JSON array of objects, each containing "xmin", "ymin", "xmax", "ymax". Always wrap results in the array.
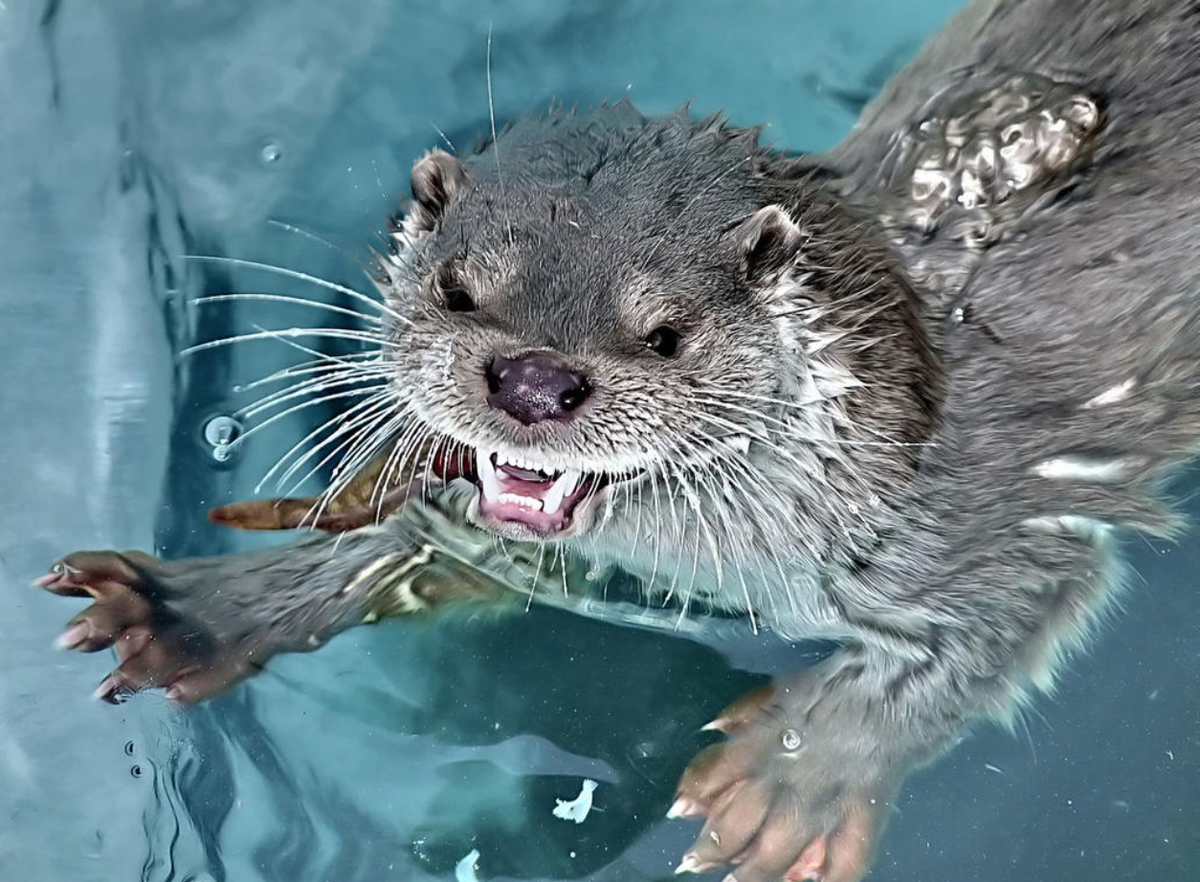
[{"xmin": 485, "ymin": 351, "xmax": 591, "ymax": 425}]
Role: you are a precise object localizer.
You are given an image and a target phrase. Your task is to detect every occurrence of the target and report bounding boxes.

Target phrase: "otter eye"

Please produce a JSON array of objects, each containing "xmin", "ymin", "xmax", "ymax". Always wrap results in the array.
[
  {"xmin": 443, "ymin": 286, "xmax": 476, "ymax": 313},
  {"xmin": 436, "ymin": 266, "xmax": 475, "ymax": 312},
  {"xmin": 644, "ymin": 325, "xmax": 681, "ymax": 357}
]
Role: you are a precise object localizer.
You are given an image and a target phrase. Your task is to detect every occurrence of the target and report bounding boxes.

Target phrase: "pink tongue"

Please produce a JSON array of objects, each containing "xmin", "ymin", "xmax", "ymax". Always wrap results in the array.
[
  {"xmin": 501, "ymin": 475, "xmax": 554, "ymax": 498},
  {"xmin": 480, "ymin": 479, "xmax": 564, "ymax": 533},
  {"xmin": 479, "ymin": 468, "xmax": 591, "ymax": 534},
  {"xmin": 500, "ymin": 464, "xmax": 547, "ymax": 482},
  {"xmin": 498, "ymin": 465, "xmax": 554, "ymax": 500}
]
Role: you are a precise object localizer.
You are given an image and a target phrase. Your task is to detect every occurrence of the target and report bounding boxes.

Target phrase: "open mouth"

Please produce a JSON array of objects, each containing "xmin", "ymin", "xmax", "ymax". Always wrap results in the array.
[
  {"xmin": 431, "ymin": 446, "xmax": 632, "ymax": 538},
  {"xmin": 475, "ymin": 450, "xmax": 613, "ymax": 536}
]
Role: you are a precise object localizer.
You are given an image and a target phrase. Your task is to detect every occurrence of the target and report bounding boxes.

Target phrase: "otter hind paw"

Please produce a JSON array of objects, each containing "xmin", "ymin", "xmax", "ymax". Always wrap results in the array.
[{"xmin": 671, "ymin": 681, "xmax": 896, "ymax": 882}]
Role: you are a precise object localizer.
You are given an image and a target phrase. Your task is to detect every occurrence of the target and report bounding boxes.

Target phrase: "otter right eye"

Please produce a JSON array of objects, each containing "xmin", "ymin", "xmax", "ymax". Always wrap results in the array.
[
  {"xmin": 644, "ymin": 325, "xmax": 681, "ymax": 357},
  {"xmin": 443, "ymin": 286, "xmax": 476, "ymax": 313}
]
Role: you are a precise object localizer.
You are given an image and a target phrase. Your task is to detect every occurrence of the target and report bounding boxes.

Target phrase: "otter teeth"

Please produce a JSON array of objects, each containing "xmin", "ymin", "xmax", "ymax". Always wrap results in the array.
[
  {"xmin": 477, "ymin": 449, "xmax": 501, "ymax": 502},
  {"xmin": 543, "ymin": 470, "xmax": 582, "ymax": 516},
  {"xmin": 498, "ymin": 492, "xmax": 544, "ymax": 511},
  {"xmin": 496, "ymin": 451, "xmax": 553, "ymax": 474}
]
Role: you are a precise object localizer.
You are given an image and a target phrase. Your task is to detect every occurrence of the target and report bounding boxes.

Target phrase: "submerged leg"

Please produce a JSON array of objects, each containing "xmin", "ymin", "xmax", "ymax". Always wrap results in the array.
[{"xmin": 38, "ymin": 499, "xmax": 523, "ymax": 704}]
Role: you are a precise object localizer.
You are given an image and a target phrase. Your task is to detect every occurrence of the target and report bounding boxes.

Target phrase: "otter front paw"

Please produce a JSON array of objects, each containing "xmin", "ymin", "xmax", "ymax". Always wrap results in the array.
[
  {"xmin": 37, "ymin": 551, "xmax": 255, "ymax": 704},
  {"xmin": 670, "ymin": 676, "xmax": 903, "ymax": 882}
]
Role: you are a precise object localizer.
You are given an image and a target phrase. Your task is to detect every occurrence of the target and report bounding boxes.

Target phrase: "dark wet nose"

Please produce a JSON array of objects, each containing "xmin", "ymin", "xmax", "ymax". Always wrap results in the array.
[{"xmin": 485, "ymin": 351, "xmax": 591, "ymax": 425}]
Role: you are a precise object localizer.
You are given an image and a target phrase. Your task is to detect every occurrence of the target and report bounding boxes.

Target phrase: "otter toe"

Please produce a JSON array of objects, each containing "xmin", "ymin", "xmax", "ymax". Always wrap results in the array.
[
  {"xmin": 675, "ymin": 741, "xmax": 753, "ymax": 808},
  {"xmin": 164, "ymin": 661, "xmax": 252, "ymax": 705},
  {"xmin": 60, "ymin": 592, "xmax": 153, "ymax": 652},
  {"xmin": 702, "ymin": 683, "xmax": 777, "ymax": 734},
  {"xmin": 39, "ymin": 551, "xmax": 141, "ymax": 595}
]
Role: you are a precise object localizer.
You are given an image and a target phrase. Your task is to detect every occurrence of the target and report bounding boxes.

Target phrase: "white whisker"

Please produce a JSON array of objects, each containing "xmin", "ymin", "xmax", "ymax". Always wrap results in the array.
[
  {"xmin": 185, "ymin": 253, "xmax": 405, "ymax": 323},
  {"xmin": 261, "ymin": 391, "xmax": 399, "ymax": 493},
  {"xmin": 238, "ymin": 369, "xmax": 387, "ymax": 422},
  {"xmin": 485, "ymin": 25, "xmax": 514, "ymax": 246},
  {"xmin": 180, "ymin": 327, "xmax": 392, "ymax": 357},
  {"xmin": 267, "ymin": 219, "xmax": 351, "ymax": 256},
  {"xmin": 193, "ymin": 293, "xmax": 383, "ymax": 325}
]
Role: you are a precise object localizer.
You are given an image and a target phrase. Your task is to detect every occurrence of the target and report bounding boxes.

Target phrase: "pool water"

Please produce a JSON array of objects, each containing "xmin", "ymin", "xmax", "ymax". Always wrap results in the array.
[{"xmin": 2, "ymin": 1, "xmax": 1196, "ymax": 880}]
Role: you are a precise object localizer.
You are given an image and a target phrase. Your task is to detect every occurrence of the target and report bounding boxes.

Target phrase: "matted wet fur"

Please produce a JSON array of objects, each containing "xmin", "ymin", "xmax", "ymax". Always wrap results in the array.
[{"xmin": 40, "ymin": 1, "xmax": 1200, "ymax": 879}]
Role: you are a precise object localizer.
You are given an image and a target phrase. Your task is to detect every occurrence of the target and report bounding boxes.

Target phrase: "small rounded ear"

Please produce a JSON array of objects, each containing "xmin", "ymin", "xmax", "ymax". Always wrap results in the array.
[
  {"xmin": 409, "ymin": 149, "xmax": 468, "ymax": 232},
  {"xmin": 732, "ymin": 205, "xmax": 803, "ymax": 282}
]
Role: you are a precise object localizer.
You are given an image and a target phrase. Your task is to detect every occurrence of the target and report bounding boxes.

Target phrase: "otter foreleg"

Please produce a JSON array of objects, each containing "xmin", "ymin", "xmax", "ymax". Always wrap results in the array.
[{"xmin": 37, "ymin": 507, "xmax": 520, "ymax": 704}]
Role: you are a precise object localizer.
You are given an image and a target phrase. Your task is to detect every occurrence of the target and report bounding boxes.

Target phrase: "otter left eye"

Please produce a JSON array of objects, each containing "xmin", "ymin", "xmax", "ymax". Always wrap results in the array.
[
  {"xmin": 645, "ymin": 325, "xmax": 681, "ymax": 357},
  {"xmin": 443, "ymin": 286, "xmax": 476, "ymax": 312}
]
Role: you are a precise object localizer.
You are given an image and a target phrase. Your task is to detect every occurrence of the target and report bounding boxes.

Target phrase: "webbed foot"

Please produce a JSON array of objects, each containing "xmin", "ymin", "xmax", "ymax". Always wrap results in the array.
[{"xmin": 671, "ymin": 674, "xmax": 902, "ymax": 882}]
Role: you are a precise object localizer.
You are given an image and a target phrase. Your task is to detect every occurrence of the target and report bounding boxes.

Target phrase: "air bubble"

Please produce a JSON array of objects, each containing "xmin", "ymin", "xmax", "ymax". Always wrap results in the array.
[
  {"xmin": 203, "ymin": 415, "xmax": 243, "ymax": 463},
  {"xmin": 124, "ymin": 741, "xmax": 135, "ymax": 756},
  {"xmin": 781, "ymin": 728, "xmax": 802, "ymax": 751},
  {"xmin": 130, "ymin": 765, "xmax": 143, "ymax": 778},
  {"xmin": 259, "ymin": 142, "xmax": 282, "ymax": 164},
  {"xmin": 203, "ymin": 415, "xmax": 241, "ymax": 447}
]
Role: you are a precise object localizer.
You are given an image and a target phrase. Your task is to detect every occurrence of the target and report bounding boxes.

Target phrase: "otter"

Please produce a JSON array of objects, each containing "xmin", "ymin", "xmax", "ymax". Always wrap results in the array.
[{"xmin": 38, "ymin": 0, "xmax": 1200, "ymax": 880}]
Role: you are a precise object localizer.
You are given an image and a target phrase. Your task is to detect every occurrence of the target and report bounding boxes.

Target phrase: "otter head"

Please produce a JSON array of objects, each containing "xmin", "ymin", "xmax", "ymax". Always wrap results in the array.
[{"xmin": 380, "ymin": 105, "xmax": 935, "ymax": 560}]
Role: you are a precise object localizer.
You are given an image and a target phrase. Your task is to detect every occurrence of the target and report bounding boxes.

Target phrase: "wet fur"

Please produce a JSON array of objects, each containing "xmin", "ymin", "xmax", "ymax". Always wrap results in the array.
[
  {"xmin": 385, "ymin": 110, "xmax": 938, "ymax": 623},
  {"xmin": 379, "ymin": 0, "xmax": 1200, "ymax": 766}
]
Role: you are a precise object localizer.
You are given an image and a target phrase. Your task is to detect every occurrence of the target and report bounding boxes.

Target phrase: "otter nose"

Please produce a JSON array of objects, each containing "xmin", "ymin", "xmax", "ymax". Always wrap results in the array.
[{"xmin": 485, "ymin": 351, "xmax": 591, "ymax": 425}]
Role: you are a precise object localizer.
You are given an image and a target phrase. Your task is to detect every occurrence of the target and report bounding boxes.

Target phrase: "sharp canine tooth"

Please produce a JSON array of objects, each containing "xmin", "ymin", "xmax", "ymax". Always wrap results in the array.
[
  {"xmin": 478, "ymin": 449, "xmax": 501, "ymax": 502},
  {"xmin": 543, "ymin": 469, "xmax": 581, "ymax": 516}
]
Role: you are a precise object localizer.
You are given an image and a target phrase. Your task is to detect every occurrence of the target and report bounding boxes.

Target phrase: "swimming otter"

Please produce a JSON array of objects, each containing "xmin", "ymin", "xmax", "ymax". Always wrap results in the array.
[{"xmin": 39, "ymin": 0, "xmax": 1200, "ymax": 879}]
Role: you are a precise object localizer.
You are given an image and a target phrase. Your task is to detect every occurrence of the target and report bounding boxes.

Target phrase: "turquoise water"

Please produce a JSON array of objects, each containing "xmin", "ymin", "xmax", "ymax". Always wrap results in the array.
[{"xmin": 2, "ymin": 1, "xmax": 1197, "ymax": 880}]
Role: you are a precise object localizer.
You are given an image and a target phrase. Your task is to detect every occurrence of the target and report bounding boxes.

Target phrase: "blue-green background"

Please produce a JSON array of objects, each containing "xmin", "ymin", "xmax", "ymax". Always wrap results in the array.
[{"xmin": 1, "ymin": 1, "xmax": 1196, "ymax": 880}]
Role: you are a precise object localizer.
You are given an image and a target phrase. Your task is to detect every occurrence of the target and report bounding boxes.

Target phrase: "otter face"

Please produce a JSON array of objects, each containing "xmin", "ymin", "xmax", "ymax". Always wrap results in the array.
[{"xmin": 380, "ymin": 112, "xmax": 812, "ymax": 546}]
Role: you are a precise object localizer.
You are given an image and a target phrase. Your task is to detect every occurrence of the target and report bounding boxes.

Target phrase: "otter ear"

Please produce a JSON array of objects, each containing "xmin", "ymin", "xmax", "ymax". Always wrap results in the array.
[
  {"xmin": 409, "ymin": 149, "xmax": 468, "ymax": 232},
  {"xmin": 732, "ymin": 205, "xmax": 803, "ymax": 283}
]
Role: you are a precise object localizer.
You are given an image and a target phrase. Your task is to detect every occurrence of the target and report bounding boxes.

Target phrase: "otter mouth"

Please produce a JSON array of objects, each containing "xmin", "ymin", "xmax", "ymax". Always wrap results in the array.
[
  {"xmin": 476, "ymin": 451, "xmax": 600, "ymax": 532},
  {"xmin": 434, "ymin": 446, "xmax": 636, "ymax": 538}
]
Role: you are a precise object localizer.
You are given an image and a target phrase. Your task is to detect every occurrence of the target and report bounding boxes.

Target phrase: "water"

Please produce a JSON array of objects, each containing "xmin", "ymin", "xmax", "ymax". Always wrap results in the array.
[{"xmin": 1, "ymin": 1, "xmax": 1196, "ymax": 880}]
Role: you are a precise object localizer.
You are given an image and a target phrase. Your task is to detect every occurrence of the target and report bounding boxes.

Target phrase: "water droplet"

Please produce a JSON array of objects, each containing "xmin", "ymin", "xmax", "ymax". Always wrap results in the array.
[
  {"xmin": 130, "ymin": 764, "xmax": 143, "ymax": 778},
  {"xmin": 123, "ymin": 740, "xmax": 135, "ymax": 756},
  {"xmin": 259, "ymin": 142, "xmax": 282, "ymax": 164},
  {"xmin": 781, "ymin": 728, "xmax": 802, "ymax": 751}
]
